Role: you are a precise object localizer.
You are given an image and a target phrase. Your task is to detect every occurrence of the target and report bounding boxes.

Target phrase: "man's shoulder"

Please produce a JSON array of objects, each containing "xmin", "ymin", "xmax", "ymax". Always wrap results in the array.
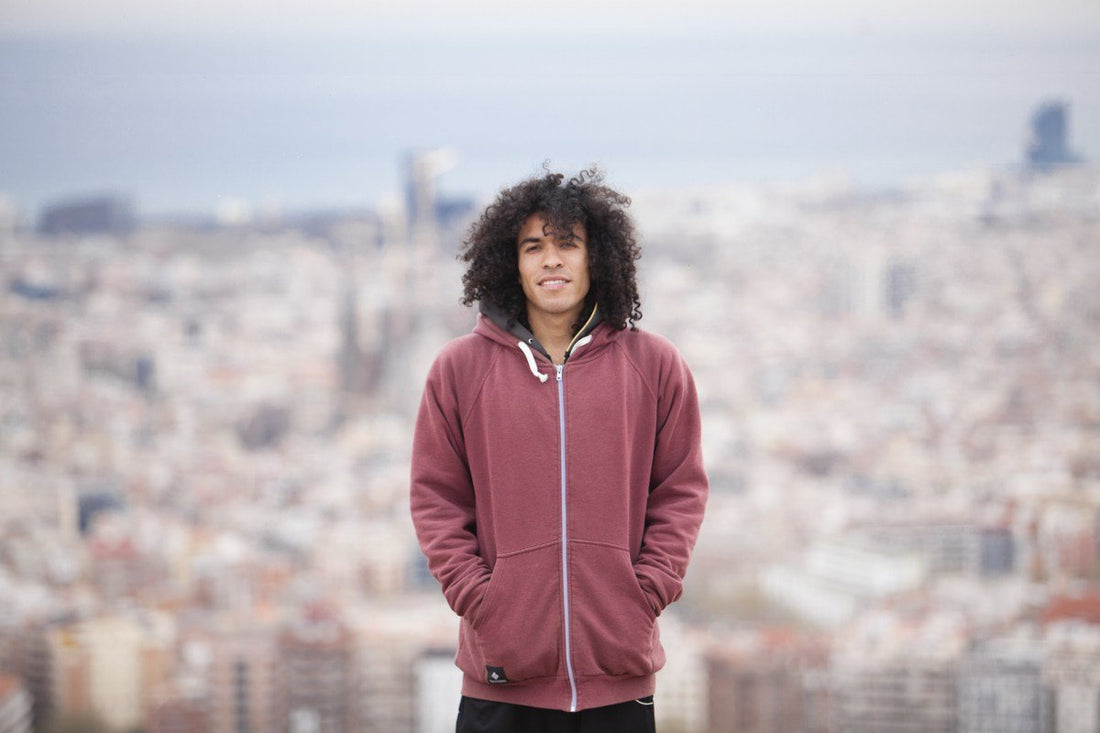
[
  {"xmin": 428, "ymin": 331, "xmax": 503, "ymax": 381},
  {"xmin": 602, "ymin": 327, "xmax": 693, "ymax": 391},
  {"xmin": 610, "ymin": 326, "xmax": 684, "ymax": 364},
  {"xmin": 437, "ymin": 331, "xmax": 485, "ymax": 357}
]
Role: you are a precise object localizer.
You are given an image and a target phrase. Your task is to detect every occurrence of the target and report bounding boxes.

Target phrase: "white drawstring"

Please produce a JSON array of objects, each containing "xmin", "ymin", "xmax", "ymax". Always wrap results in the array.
[
  {"xmin": 517, "ymin": 341, "xmax": 549, "ymax": 382},
  {"xmin": 571, "ymin": 335, "xmax": 593, "ymax": 354}
]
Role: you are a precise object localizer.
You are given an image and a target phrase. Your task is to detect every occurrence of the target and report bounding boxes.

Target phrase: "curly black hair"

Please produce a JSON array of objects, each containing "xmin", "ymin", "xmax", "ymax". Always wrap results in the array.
[{"xmin": 459, "ymin": 167, "xmax": 642, "ymax": 331}]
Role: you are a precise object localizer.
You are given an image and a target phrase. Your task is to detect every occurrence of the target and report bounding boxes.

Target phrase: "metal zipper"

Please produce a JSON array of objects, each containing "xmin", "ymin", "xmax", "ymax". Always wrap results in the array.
[
  {"xmin": 556, "ymin": 363, "xmax": 579, "ymax": 712},
  {"xmin": 563, "ymin": 304, "xmax": 599, "ymax": 361}
]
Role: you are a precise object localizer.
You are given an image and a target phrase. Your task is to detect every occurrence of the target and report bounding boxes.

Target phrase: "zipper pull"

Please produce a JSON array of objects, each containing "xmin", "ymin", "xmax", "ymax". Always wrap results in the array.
[{"xmin": 555, "ymin": 364, "xmax": 563, "ymax": 382}]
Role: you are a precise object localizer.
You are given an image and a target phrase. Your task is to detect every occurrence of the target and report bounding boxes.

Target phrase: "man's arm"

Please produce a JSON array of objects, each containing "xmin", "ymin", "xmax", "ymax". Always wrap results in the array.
[
  {"xmin": 409, "ymin": 356, "xmax": 490, "ymax": 620},
  {"xmin": 635, "ymin": 347, "xmax": 709, "ymax": 615}
]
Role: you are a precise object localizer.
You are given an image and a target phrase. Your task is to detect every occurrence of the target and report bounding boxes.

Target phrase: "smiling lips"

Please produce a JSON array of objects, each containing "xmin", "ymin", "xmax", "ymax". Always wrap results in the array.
[{"xmin": 539, "ymin": 277, "xmax": 571, "ymax": 290}]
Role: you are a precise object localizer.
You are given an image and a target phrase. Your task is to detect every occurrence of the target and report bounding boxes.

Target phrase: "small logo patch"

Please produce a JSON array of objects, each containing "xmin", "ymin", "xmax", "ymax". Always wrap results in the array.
[{"xmin": 486, "ymin": 666, "xmax": 509, "ymax": 684}]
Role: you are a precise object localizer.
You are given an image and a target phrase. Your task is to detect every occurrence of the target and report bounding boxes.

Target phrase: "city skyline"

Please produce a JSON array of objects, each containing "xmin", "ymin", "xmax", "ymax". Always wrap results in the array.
[
  {"xmin": 2, "ymin": 2, "xmax": 1099, "ymax": 730},
  {"xmin": 2, "ymin": 157, "xmax": 1098, "ymax": 731}
]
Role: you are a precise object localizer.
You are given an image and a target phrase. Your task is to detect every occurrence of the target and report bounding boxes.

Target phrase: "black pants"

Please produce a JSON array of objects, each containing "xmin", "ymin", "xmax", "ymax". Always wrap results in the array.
[{"xmin": 456, "ymin": 695, "xmax": 656, "ymax": 733}]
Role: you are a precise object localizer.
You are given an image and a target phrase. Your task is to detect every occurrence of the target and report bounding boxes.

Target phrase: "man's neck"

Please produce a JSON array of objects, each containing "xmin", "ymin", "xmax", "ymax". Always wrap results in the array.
[{"xmin": 528, "ymin": 310, "xmax": 578, "ymax": 365}]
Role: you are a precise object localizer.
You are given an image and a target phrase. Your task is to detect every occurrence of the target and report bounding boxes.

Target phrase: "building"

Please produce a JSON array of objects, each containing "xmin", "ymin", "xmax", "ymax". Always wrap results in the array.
[
  {"xmin": 37, "ymin": 195, "xmax": 136, "ymax": 236},
  {"xmin": 705, "ymin": 629, "xmax": 829, "ymax": 733},
  {"xmin": 957, "ymin": 637, "xmax": 1049, "ymax": 733},
  {"xmin": 14, "ymin": 626, "xmax": 54, "ymax": 729},
  {"xmin": 0, "ymin": 194, "xmax": 21, "ymax": 235},
  {"xmin": 859, "ymin": 521, "xmax": 1013, "ymax": 577},
  {"xmin": 278, "ymin": 607, "xmax": 358, "ymax": 733},
  {"xmin": 979, "ymin": 526, "xmax": 1016, "ymax": 576},
  {"xmin": 181, "ymin": 619, "xmax": 279, "ymax": 733},
  {"xmin": 44, "ymin": 613, "xmax": 175, "ymax": 732},
  {"xmin": 349, "ymin": 600, "xmax": 462, "ymax": 733},
  {"xmin": 830, "ymin": 656, "xmax": 957, "ymax": 733},
  {"xmin": 884, "ymin": 259, "xmax": 918, "ymax": 319},
  {"xmin": 0, "ymin": 674, "xmax": 32, "ymax": 733},
  {"xmin": 1043, "ymin": 617, "xmax": 1100, "ymax": 733},
  {"xmin": 414, "ymin": 649, "xmax": 461, "ymax": 733},
  {"xmin": 146, "ymin": 694, "xmax": 210, "ymax": 733},
  {"xmin": 1034, "ymin": 500, "xmax": 1100, "ymax": 582},
  {"xmin": 827, "ymin": 610, "xmax": 966, "ymax": 733},
  {"xmin": 761, "ymin": 535, "xmax": 927, "ymax": 627},
  {"xmin": 1026, "ymin": 101, "xmax": 1083, "ymax": 171},
  {"xmin": 654, "ymin": 614, "xmax": 709, "ymax": 733}
]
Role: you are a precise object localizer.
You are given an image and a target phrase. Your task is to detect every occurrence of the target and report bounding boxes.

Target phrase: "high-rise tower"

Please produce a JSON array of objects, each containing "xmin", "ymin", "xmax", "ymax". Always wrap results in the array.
[{"xmin": 1026, "ymin": 100, "xmax": 1083, "ymax": 171}]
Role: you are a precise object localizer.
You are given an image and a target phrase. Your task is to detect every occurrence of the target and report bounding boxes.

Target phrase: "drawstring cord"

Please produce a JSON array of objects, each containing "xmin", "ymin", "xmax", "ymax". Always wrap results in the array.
[
  {"xmin": 516, "ymin": 333, "xmax": 593, "ymax": 382},
  {"xmin": 510, "ymin": 304, "xmax": 599, "ymax": 383},
  {"xmin": 517, "ymin": 341, "xmax": 549, "ymax": 383}
]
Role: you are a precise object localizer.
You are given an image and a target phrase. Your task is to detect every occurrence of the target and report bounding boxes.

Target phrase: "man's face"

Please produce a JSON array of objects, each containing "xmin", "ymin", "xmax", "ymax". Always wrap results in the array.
[{"xmin": 516, "ymin": 213, "xmax": 591, "ymax": 326}]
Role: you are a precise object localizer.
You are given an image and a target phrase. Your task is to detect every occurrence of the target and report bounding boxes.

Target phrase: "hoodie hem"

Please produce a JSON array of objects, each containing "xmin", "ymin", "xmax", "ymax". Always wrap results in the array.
[{"xmin": 460, "ymin": 671, "xmax": 656, "ymax": 712}]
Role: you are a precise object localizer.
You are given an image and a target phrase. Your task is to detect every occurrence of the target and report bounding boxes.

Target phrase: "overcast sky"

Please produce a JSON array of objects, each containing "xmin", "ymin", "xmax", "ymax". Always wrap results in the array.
[
  {"xmin": 3, "ymin": 0, "xmax": 1098, "ymax": 214},
  {"xmin": 3, "ymin": 0, "xmax": 1099, "ymax": 39}
]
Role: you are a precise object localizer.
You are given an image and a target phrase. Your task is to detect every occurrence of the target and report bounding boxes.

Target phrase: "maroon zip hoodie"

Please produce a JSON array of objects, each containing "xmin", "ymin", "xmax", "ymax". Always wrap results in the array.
[{"xmin": 410, "ymin": 309, "xmax": 708, "ymax": 712}]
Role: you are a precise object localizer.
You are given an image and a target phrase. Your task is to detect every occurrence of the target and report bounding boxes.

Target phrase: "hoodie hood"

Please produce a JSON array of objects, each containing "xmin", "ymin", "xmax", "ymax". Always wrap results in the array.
[
  {"xmin": 478, "ymin": 300, "xmax": 604, "ymax": 360},
  {"xmin": 475, "ymin": 300, "xmax": 608, "ymax": 383}
]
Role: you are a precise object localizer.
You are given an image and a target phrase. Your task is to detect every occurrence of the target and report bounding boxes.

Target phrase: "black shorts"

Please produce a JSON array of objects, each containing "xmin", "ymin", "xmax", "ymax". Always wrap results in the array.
[{"xmin": 456, "ymin": 695, "xmax": 656, "ymax": 733}]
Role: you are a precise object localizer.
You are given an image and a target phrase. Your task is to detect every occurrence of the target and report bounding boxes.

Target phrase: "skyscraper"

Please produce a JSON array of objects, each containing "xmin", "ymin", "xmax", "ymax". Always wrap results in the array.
[{"xmin": 1026, "ymin": 101, "xmax": 1083, "ymax": 171}]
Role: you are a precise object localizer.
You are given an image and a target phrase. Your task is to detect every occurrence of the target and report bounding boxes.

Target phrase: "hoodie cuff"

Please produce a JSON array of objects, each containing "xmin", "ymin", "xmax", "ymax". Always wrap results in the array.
[
  {"xmin": 635, "ymin": 563, "xmax": 681, "ymax": 617},
  {"xmin": 445, "ymin": 565, "xmax": 492, "ymax": 619}
]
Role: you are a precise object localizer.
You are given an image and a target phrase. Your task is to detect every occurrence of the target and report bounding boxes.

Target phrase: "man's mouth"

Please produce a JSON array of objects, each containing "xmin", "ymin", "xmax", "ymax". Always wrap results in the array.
[{"xmin": 539, "ymin": 278, "xmax": 570, "ymax": 289}]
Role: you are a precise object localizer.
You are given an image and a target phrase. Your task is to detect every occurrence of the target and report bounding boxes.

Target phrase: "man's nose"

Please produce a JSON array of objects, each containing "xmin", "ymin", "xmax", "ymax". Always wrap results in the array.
[{"xmin": 542, "ymin": 244, "xmax": 564, "ymax": 268}]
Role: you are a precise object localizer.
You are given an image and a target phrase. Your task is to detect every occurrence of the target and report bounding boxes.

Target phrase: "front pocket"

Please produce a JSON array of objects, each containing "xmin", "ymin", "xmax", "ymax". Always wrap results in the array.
[
  {"xmin": 570, "ymin": 542, "xmax": 662, "ymax": 678},
  {"xmin": 462, "ymin": 544, "xmax": 561, "ymax": 683}
]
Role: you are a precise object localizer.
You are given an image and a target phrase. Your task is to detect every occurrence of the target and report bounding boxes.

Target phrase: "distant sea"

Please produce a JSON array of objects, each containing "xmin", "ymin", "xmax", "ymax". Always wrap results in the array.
[{"xmin": 1, "ymin": 31, "xmax": 1097, "ymax": 218}]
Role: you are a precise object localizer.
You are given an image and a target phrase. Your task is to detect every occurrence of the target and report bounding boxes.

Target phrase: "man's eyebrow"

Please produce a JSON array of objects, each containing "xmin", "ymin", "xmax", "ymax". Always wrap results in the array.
[{"xmin": 518, "ymin": 230, "xmax": 584, "ymax": 245}]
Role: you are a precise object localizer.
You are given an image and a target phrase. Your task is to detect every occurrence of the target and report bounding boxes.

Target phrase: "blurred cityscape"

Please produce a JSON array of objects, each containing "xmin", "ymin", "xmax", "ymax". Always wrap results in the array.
[{"xmin": 1, "ymin": 110, "xmax": 1099, "ymax": 732}]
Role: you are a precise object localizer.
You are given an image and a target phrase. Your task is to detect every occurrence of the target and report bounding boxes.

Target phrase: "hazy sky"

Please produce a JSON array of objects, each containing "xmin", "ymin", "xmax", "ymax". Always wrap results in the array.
[
  {"xmin": 3, "ymin": 0, "xmax": 1098, "ymax": 215},
  {"xmin": 3, "ymin": 0, "xmax": 1099, "ymax": 39}
]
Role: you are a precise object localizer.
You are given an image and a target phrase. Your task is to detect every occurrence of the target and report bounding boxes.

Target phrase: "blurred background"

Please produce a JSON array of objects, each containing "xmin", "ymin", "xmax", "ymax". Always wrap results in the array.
[{"xmin": 1, "ymin": 1, "xmax": 1099, "ymax": 731}]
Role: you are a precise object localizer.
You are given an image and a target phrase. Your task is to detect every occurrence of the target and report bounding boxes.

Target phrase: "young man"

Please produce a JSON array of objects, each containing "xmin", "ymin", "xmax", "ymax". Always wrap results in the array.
[{"xmin": 410, "ymin": 169, "xmax": 708, "ymax": 732}]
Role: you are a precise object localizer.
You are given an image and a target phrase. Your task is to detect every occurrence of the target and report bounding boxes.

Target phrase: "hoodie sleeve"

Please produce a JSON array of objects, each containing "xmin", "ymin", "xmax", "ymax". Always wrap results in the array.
[
  {"xmin": 409, "ymin": 350, "xmax": 491, "ymax": 619},
  {"xmin": 635, "ymin": 343, "xmax": 709, "ymax": 616}
]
